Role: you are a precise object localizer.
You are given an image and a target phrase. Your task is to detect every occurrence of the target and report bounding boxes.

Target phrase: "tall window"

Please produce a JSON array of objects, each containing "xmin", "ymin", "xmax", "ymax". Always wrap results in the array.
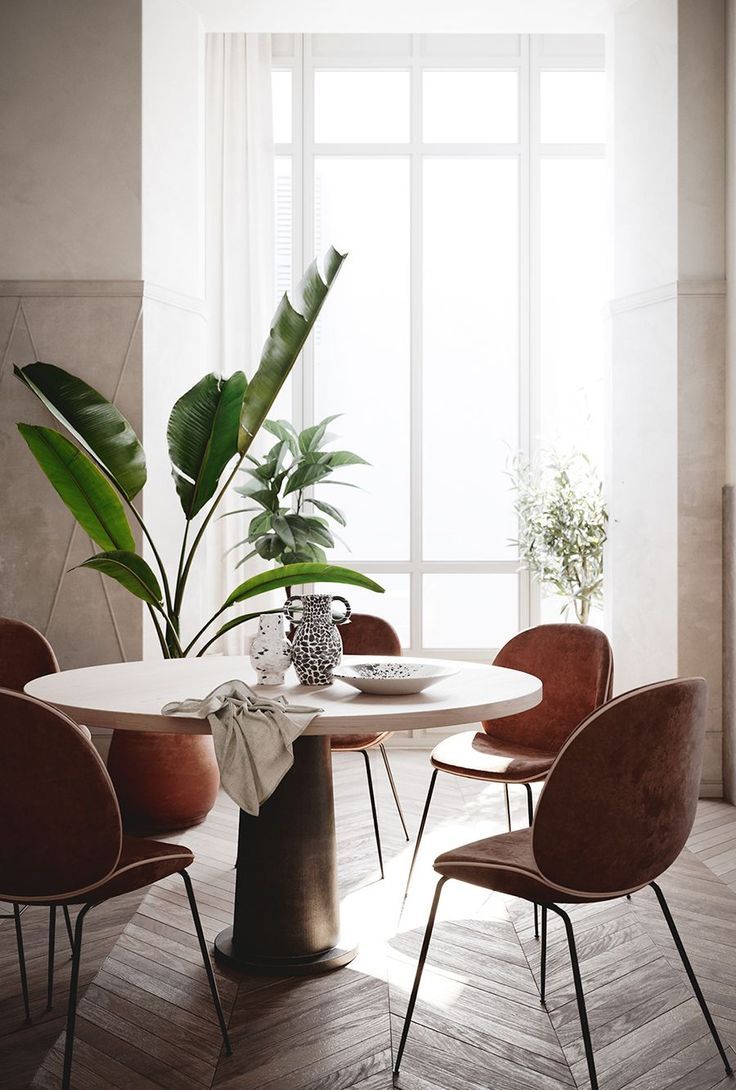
[{"xmin": 271, "ymin": 33, "xmax": 606, "ymax": 659}]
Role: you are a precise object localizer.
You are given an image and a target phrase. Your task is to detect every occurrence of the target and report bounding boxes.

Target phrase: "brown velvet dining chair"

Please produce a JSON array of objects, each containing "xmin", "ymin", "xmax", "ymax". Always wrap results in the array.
[
  {"xmin": 0, "ymin": 616, "xmax": 76, "ymax": 1017},
  {"xmin": 394, "ymin": 677, "xmax": 733, "ymax": 1090},
  {"xmin": 0, "ymin": 688, "xmax": 232, "ymax": 1089},
  {"xmin": 403, "ymin": 623, "xmax": 613, "ymax": 936},
  {"xmin": 332, "ymin": 613, "xmax": 410, "ymax": 879}
]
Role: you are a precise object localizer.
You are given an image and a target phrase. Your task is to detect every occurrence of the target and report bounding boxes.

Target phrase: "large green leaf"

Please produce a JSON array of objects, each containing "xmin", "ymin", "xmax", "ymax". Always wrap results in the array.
[
  {"xmin": 75, "ymin": 550, "xmax": 163, "ymax": 606},
  {"xmin": 238, "ymin": 248, "xmax": 346, "ymax": 455},
  {"xmin": 167, "ymin": 371, "xmax": 248, "ymax": 519},
  {"xmin": 17, "ymin": 425, "xmax": 134, "ymax": 551},
  {"xmin": 223, "ymin": 563, "xmax": 383, "ymax": 610},
  {"xmin": 15, "ymin": 362, "xmax": 146, "ymax": 499}
]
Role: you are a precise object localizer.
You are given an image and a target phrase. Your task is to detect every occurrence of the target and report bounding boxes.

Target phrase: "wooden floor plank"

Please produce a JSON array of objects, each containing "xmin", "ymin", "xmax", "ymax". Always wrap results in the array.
[{"xmin": 0, "ymin": 751, "xmax": 733, "ymax": 1088}]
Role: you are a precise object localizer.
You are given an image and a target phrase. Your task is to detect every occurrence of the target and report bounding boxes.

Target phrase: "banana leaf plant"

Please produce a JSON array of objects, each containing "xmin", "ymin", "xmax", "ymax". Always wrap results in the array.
[{"xmin": 15, "ymin": 248, "xmax": 384, "ymax": 658}]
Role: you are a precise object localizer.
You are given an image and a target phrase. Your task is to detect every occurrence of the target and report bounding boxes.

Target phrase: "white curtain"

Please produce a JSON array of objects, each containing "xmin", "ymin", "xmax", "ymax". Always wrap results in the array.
[{"xmin": 205, "ymin": 34, "xmax": 274, "ymax": 653}]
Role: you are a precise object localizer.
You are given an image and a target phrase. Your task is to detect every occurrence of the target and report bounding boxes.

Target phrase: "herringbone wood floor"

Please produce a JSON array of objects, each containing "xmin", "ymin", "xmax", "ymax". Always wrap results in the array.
[{"xmin": 1, "ymin": 751, "xmax": 735, "ymax": 1089}]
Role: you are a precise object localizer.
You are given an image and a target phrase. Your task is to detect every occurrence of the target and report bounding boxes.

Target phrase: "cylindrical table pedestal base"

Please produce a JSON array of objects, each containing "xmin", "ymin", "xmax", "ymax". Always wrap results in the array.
[{"xmin": 214, "ymin": 735, "xmax": 355, "ymax": 977}]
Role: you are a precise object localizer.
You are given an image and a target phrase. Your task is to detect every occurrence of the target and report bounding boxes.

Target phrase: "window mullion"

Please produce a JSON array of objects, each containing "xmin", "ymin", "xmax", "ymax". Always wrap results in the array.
[{"xmin": 409, "ymin": 33, "xmax": 423, "ymax": 658}]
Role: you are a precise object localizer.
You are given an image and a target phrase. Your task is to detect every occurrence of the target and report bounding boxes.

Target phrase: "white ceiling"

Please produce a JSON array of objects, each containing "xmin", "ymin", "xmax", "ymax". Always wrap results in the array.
[{"xmin": 187, "ymin": 0, "xmax": 617, "ymax": 34}]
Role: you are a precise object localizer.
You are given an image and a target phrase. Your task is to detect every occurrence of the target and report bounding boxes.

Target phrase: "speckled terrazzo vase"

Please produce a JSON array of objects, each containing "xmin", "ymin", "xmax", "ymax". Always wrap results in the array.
[
  {"xmin": 250, "ymin": 612, "xmax": 292, "ymax": 685},
  {"xmin": 284, "ymin": 593, "xmax": 352, "ymax": 685}
]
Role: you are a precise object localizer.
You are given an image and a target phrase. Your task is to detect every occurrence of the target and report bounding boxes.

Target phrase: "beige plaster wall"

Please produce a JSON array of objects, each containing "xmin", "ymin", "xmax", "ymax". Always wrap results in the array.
[
  {"xmin": 609, "ymin": 0, "xmax": 727, "ymax": 795},
  {"xmin": 0, "ymin": 0, "xmax": 142, "ymax": 281}
]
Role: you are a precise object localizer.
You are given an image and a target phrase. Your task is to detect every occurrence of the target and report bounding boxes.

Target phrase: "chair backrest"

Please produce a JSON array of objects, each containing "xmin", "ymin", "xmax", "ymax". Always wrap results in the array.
[
  {"xmin": 0, "ymin": 616, "xmax": 59, "ymax": 691},
  {"xmin": 482, "ymin": 624, "xmax": 613, "ymax": 751},
  {"xmin": 340, "ymin": 613, "xmax": 402, "ymax": 657},
  {"xmin": 333, "ymin": 614, "xmax": 402, "ymax": 749},
  {"xmin": 532, "ymin": 678, "xmax": 707, "ymax": 897},
  {"xmin": 0, "ymin": 689, "xmax": 122, "ymax": 902}
]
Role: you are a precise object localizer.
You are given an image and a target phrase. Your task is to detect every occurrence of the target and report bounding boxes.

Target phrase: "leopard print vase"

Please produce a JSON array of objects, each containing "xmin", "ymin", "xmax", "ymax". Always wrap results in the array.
[{"xmin": 284, "ymin": 593, "xmax": 352, "ymax": 686}]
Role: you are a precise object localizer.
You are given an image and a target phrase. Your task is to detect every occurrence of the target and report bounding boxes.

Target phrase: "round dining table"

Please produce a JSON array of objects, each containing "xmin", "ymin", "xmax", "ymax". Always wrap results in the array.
[{"xmin": 26, "ymin": 655, "xmax": 542, "ymax": 977}]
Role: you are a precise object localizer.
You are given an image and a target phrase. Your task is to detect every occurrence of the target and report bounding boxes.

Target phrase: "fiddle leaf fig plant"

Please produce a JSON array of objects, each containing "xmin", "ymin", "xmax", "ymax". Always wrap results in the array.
[
  {"xmin": 229, "ymin": 415, "xmax": 368, "ymax": 568},
  {"xmin": 509, "ymin": 450, "xmax": 607, "ymax": 624},
  {"xmin": 15, "ymin": 248, "xmax": 384, "ymax": 657}
]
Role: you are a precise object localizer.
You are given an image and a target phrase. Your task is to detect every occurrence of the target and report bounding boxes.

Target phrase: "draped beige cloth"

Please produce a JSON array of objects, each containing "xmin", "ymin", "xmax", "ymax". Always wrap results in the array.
[{"xmin": 162, "ymin": 681, "xmax": 322, "ymax": 816}]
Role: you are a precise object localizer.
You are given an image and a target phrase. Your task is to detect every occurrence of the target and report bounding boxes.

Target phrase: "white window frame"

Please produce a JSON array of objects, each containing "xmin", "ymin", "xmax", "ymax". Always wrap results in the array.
[{"xmin": 272, "ymin": 32, "xmax": 605, "ymax": 675}]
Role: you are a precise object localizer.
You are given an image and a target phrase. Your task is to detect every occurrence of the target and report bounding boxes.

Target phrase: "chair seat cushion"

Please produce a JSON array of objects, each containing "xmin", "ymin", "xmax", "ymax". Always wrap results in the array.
[
  {"xmin": 431, "ymin": 730, "xmax": 556, "ymax": 783},
  {"xmin": 60, "ymin": 835, "xmax": 194, "ymax": 905},
  {"xmin": 331, "ymin": 731, "xmax": 391, "ymax": 751},
  {"xmin": 433, "ymin": 828, "xmax": 610, "ymax": 905}
]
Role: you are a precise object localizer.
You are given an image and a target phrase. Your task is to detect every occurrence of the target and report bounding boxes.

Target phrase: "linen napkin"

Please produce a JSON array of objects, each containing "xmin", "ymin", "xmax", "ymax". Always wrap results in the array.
[{"xmin": 162, "ymin": 680, "xmax": 322, "ymax": 816}]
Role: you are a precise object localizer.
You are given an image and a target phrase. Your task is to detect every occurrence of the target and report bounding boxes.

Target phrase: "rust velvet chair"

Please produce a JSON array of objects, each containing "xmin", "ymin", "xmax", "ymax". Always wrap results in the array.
[
  {"xmin": 332, "ymin": 614, "xmax": 410, "ymax": 878},
  {"xmin": 0, "ymin": 616, "xmax": 76, "ymax": 1016},
  {"xmin": 404, "ymin": 624, "xmax": 613, "ymax": 924},
  {"xmin": 0, "ymin": 689, "xmax": 232, "ymax": 1088},
  {"xmin": 394, "ymin": 678, "xmax": 732, "ymax": 1089}
]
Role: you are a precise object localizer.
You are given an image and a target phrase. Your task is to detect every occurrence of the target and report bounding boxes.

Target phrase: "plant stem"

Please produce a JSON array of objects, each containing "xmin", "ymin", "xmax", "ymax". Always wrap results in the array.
[
  {"xmin": 175, "ymin": 454, "xmax": 246, "ymax": 616},
  {"xmin": 124, "ymin": 498, "xmax": 174, "ymax": 617},
  {"xmin": 146, "ymin": 605, "xmax": 170, "ymax": 658},
  {"xmin": 182, "ymin": 607, "xmax": 227, "ymax": 657}
]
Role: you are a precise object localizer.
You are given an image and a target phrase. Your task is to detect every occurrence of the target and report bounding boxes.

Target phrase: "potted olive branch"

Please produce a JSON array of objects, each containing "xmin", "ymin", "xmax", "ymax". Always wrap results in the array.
[
  {"xmin": 509, "ymin": 451, "xmax": 607, "ymax": 624},
  {"xmin": 15, "ymin": 248, "xmax": 383, "ymax": 660}
]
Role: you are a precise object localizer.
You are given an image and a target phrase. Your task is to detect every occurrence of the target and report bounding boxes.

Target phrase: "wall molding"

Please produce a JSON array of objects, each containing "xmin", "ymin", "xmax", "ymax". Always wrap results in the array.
[
  {"xmin": 608, "ymin": 278, "xmax": 727, "ymax": 317},
  {"xmin": 0, "ymin": 280, "xmax": 144, "ymax": 298},
  {"xmin": 0, "ymin": 279, "xmax": 208, "ymax": 318}
]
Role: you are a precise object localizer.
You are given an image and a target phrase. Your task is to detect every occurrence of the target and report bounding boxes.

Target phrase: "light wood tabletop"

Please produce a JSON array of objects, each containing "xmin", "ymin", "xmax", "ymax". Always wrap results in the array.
[{"xmin": 25, "ymin": 655, "xmax": 542, "ymax": 736}]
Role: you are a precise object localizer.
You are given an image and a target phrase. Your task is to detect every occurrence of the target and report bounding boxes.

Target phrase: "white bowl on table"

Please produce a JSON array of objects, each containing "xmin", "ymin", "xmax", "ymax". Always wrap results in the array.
[{"xmin": 332, "ymin": 656, "xmax": 459, "ymax": 696}]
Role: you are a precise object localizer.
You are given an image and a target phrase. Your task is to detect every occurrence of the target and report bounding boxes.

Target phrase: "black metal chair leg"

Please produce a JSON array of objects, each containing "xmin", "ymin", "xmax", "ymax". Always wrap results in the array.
[
  {"xmin": 61, "ymin": 903, "xmax": 91, "ymax": 1090},
  {"xmin": 393, "ymin": 876, "xmax": 448, "ymax": 1076},
  {"xmin": 524, "ymin": 782, "xmax": 534, "ymax": 825},
  {"xmin": 548, "ymin": 904, "xmax": 598, "ymax": 1090},
  {"xmin": 13, "ymin": 904, "xmax": 30, "ymax": 1022},
  {"xmin": 504, "ymin": 783, "xmax": 512, "ymax": 831},
  {"xmin": 46, "ymin": 906, "xmax": 56, "ymax": 1010},
  {"xmin": 403, "ymin": 767, "xmax": 438, "ymax": 902},
  {"xmin": 62, "ymin": 905, "xmax": 75, "ymax": 952},
  {"xmin": 523, "ymin": 784, "xmax": 539, "ymax": 940},
  {"xmin": 539, "ymin": 905, "xmax": 547, "ymax": 1005},
  {"xmin": 361, "ymin": 749, "xmax": 384, "ymax": 879},
  {"xmin": 378, "ymin": 743, "xmax": 410, "ymax": 841},
  {"xmin": 180, "ymin": 870, "xmax": 232, "ymax": 1055},
  {"xmin": 650, "ymin": 881, "xmax": 733, "ymax": 1076}
]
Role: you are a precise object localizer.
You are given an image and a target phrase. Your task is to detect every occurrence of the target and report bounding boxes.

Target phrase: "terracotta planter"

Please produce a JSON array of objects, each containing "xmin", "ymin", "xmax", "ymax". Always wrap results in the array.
[{"xmin": 107, "ymin": 730, "xmax": 220, "ymax": 835}]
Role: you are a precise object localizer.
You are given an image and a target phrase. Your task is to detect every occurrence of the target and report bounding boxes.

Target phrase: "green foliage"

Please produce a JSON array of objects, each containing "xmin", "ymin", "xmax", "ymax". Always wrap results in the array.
[
  {"xmin": 16, "ymin": 249, "xmax": 384, "ymax": 658},
  {"xmin": 509, "ymin": 451, "xmax": 607, "ymax": 624},
  {"xmin": 232, "ymin": 416, "xmax": 368, "ymax": 567},
  {"xmin": 17, "ymin": 425, "xmax": 135, "ymax": 551}
]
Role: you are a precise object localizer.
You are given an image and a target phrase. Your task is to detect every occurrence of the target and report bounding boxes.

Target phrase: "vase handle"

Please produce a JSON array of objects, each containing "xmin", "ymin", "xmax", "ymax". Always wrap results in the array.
[
  {"xmin": 331, "ymin": 596, "xmax": 352, "ymax": 625},
  {"xmin": 283, "ymin": 595, "xmax": 303, "ymax": 624}
]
